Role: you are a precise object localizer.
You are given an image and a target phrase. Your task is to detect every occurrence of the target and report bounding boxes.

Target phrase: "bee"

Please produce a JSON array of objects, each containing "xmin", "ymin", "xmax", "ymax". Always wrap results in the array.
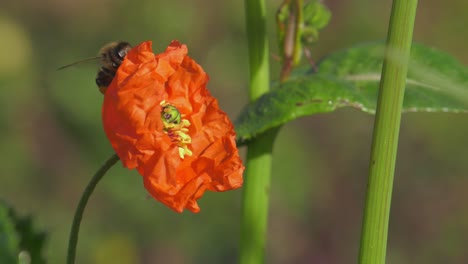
[
  {"xmin": 58, "ymin": 41, "xmax": 132, "ymax": 94},
  {"xmin": 95, "ymin": 41, "xmax": 132, "ymax": 93}
]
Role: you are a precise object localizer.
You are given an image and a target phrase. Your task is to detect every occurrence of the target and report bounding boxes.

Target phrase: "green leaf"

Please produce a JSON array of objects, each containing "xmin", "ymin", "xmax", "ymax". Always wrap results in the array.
[
  {"xmin": 318, "ymin": 42, "xmax": 468, "ymax": 112},
  {"xmin": 0, "ymin": 201, "xmax": 47, "ymax": 264},
  {"xmin": 0, "ymin": 202, "xmax": 19, "ymax": 264},
  {"xmin": 235, "ymin": 42, "xmax": 468, "ymax": 142},
  {"xmin": 11, "ymin": 212, "xmax": 47, "ymax": 264}
]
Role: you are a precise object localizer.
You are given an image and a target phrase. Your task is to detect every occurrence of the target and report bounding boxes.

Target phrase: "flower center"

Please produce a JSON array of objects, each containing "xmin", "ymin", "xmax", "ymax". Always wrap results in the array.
[{"xmin": 160, "ymin": 101, "xmax": 192, "ymax": 159}]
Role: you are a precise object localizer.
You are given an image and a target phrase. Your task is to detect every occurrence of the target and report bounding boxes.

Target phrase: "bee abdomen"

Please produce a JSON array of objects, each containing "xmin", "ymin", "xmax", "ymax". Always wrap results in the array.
[{"xmin": 96, "ymin": 67, "xmax": 116, "ymax": 93}]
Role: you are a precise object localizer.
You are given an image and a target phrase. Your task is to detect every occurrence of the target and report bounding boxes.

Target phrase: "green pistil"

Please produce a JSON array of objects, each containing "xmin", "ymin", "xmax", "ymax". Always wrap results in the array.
[{"xmin": 160, "ymin": 101, "xmax": 193, "ymax": 159}]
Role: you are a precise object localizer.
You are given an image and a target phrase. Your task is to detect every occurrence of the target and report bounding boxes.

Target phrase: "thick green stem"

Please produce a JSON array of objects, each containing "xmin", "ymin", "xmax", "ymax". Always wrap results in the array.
[
  {"xmin": 244, "ymin": 0, "xmax": 270, "ymax": 102},
  {"xmin": 67, "ymin": 153, "xmax": 120, "ymax": 264},
  {"xmin": 239, "ymin": 128, "xmax": 278, "ymax": 264},
  {"xmin": 358, "ymin": 0, "xmax": 418, "ymax": 263},
  {"xmin": 239, "ymin": 0, "xmax": 275, "ymax": 263}
]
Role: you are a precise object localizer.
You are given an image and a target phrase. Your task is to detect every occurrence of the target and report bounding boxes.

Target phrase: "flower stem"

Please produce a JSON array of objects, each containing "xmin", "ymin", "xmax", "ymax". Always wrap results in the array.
[
  {"xmin": 244, "ymin": 0, "xmax": 270, "ymax": 102},
  {"xmin": 358, "ymin": 0, "xmax": 418, "ymax": 263},
  {"xmin": 239, "ymin": 0, "xmax": 275, "ymax": 264},
  {"xmin": 67, "ymin": 153, "xmax": 120, "ymax": 264}
]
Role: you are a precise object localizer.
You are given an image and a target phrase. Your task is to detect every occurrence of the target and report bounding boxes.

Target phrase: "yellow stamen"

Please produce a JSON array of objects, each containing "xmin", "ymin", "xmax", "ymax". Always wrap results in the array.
[{"xmin": 160, "ymin": 101, "xmax": 193, "ymax": 159}]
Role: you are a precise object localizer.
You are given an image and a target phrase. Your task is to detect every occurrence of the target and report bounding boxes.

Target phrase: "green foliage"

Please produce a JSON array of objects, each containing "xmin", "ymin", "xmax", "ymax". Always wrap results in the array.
[
  {"xmin": 0, "ymin": 202, "xmax": 46, "ymax": 264},
  {"xmin": 276, "ymin": 0, "xmax": 331, "ymax": 68},
  {"xmin": 0, "ymin": 202, "xmax": 19, "ymax": 264},
  {"xmin": 235, "ymin": 42, "xmax": 468, "ymax": 142},
  {"xmin": 319, "ymin": 42, "xmax": 468, "ymax": 110},
  {"xmin": 301, "ymin": 1, "xmax": 332, "ymax": 45}
]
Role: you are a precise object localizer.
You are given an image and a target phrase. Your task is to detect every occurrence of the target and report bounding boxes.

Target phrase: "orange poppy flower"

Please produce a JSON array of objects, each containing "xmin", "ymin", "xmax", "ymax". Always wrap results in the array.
[{"xmin": 102, "ymin": 41, "xmax": 244, "ymax": 213}]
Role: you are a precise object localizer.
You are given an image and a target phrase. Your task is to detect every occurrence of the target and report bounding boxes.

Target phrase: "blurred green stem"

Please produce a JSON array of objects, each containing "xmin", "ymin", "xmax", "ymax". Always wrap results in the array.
[
  {"xmin": 358, "ymin": 0, "xmax": 418, "ymax": 263},
  {"xmin": 239, "ymin": 0, "xmax": 276, "ymax": 263},
  {"xmin": 278, "ymin": 0, "xmax": 304, "ymax": 82},
  {"xmin": 244, "ymin": 0, "xmax": 270, "ymax": 101},
  {"xmin": 67, "ymin": 153, "xmax": 120, "ymax": 264}
]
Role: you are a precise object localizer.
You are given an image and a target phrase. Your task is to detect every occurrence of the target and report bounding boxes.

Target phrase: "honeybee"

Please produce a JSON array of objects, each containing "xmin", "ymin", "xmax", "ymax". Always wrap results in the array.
[
  {"xmin": 58, "ymin": 41, "xmax": 132, "ymax": 94},
  {"xmin": 95, "ymin": 41, "xmax": 132, "ymax": 93}
]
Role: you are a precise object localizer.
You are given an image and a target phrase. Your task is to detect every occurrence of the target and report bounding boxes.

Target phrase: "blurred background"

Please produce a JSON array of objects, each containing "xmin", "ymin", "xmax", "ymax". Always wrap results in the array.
[{"xmin": 1, "ymin": 0, "xmax": 468, "ymax": 263}]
